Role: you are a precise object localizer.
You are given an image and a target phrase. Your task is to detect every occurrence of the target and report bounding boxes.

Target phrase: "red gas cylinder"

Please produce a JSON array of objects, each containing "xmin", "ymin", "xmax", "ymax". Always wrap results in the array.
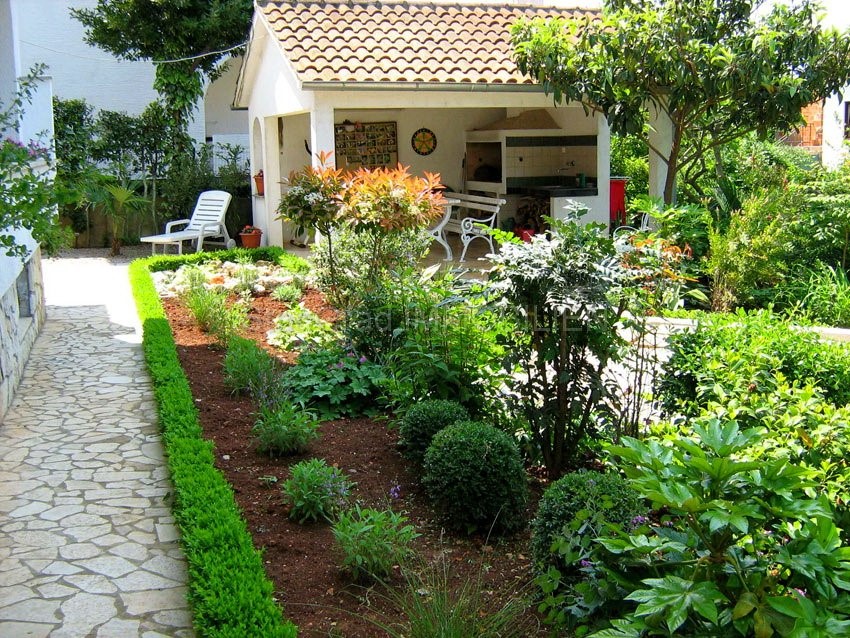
[{"xmin": 609, "ymin": 177, "xmax": 629, "ymax": 229}]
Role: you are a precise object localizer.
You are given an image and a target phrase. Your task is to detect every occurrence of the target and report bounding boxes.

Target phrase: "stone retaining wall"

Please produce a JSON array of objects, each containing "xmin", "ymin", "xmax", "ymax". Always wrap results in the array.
[{"xmin": 0, "ymin": 248, "xmax": 45, "ymax": 422}]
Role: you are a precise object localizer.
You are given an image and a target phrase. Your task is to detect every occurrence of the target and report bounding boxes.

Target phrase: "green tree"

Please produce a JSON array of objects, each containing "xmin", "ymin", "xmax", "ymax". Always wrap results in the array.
[
  {"xmin": 72, "ymin": 0, "xmax": 252, "ymax": 143},
  {"xmin": 512, "ymin": 0, "xmax": 850, "ymax": 204}
]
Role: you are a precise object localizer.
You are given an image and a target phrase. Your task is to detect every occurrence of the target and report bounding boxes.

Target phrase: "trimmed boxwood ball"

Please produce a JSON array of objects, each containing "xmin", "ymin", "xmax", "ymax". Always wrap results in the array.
[
  {"xmin": 422, "ymin": 420, "xmax": 528, "ymax": 534},
  {"xmin": 531, "ymin": 470, "xmax": 647, "ymax": 572},
  {"xmin": 399, "ymin": 399, "xmax": 469, "ymax": 462}
]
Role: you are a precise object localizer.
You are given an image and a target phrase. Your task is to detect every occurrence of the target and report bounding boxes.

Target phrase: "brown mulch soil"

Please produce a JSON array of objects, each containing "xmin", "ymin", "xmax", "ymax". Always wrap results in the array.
[{"xmin": 162, "ymin": 288, "xmax": 549, "ymax": 637}]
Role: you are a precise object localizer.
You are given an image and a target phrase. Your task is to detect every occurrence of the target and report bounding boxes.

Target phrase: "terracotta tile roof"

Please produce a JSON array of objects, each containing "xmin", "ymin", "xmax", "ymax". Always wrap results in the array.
[{"xmin": 259, "ymin": 1, "xmax": 598, "ymax": 86}]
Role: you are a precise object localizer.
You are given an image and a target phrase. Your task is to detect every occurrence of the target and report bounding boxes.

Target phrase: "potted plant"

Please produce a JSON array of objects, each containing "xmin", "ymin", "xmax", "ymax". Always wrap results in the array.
[{"xmin": 239, "ymin": 224, "xmax": 263, "ymax": 248}]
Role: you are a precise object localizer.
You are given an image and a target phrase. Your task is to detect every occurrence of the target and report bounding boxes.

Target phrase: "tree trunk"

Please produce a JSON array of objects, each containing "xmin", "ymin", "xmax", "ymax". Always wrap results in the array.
[{"xmin": 663, "ymin": 125, "xmax": 683, "ymax": 205}]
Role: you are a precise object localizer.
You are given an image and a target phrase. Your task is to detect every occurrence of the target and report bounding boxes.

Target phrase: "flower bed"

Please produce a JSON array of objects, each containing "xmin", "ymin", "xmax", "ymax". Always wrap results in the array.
[{"xmin": 135, "ymin": 249, "xmax": 547, "ymax": 636}]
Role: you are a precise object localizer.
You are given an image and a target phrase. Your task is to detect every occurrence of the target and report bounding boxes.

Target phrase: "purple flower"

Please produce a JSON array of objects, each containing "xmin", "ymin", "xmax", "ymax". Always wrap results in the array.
[
  {"xmin": 389, "ymin": 483, "xmax": 402, "ymax": 499},
  {"xmin": 358, "ymin": 356, "xmax": 368, "ymax": 364},
  {"xmin": 631, "ymin": 515, "xmax": 649, "ymax": 527},
  {"xmin": 335, "ymin": 362, "xmax": 345, "ymax": 369},
  {"xmin": 579, "ymin": 559, "xmax": 594, "ymax": 568},
  {"xmin": 347, "ymin": 351, "xmax": 356, "ymax": 357}
]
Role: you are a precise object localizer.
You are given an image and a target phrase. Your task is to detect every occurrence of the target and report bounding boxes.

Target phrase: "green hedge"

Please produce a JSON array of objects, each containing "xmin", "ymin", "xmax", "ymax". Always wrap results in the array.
[
  {"xmin": 128, "ymin": 254, "xmax": 299, "ymax": 637},
  {"xmin": 144, "ymin": 245, "xmax": 310, "ymax": 274}
]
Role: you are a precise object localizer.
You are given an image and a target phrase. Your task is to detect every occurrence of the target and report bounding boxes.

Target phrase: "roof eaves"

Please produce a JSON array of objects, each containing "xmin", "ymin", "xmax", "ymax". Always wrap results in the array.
[{"xmin": 302, "ymin": 80, "xmax": 546, "ymax": 92}]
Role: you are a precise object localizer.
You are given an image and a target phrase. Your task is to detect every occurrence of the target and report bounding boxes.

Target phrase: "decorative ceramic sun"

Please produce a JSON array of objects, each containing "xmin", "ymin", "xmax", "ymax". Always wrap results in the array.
[{"xmin": 411, "ymin": 128, "xmax": 437, "ymax": 156}]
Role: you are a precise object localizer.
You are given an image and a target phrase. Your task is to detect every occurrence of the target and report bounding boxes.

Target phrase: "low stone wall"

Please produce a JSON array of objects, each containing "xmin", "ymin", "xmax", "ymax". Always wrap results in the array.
[{"xmin": 0, "ymin": 248, "xmax": 45, "ymax": 422}]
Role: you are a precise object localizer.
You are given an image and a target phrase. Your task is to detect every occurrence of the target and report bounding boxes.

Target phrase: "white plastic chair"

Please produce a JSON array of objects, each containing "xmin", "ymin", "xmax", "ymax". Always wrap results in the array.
[{"xmin": 141, "ymin": 190, "xmax": 236, "ymax": 254}]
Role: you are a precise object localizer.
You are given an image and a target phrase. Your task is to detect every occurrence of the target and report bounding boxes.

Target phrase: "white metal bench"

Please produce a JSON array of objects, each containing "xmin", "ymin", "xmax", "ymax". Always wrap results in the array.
[{"xmin": 430, "ymin": 192, "xmax": 506, "ymax": 261}]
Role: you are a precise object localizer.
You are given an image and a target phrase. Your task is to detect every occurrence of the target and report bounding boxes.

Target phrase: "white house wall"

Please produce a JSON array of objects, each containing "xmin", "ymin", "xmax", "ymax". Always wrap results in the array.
[
  {"xmin": 334, "ymin": 106, "xmax": 507, "ymax": 191},
  {"xmin": 205, "ymin": 58, "xmax": 248, "ymax": 140},
  {"xmin": 0, "ymin": 0, "xmax": 47, "ymax": 421},
  {"xmin": 10, "ymin": 0, "xmax": 250, "ymax": 144},
  {"xmin": 0, "ymin": 0, "xmax": 18, "ymax": 112}
]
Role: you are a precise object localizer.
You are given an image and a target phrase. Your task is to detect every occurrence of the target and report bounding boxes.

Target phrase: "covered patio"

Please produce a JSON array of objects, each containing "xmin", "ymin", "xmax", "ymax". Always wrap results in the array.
[{"xmin": 233, "ymin": 1, "xmax": 611, "ymax": 248}]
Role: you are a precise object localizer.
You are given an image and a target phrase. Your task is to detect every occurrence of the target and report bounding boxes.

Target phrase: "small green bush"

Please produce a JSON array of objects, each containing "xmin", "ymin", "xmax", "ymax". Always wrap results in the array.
[
  {"xmin": 658, "ymin": 309, "xmax": 850, "ymax": 415},
  {"xmin": 282, "ymin": 346, "xmax": 386, "ymax": 420},
  {"xmin": 399, "ymin": 399, "xmax": 469, "ymax": 462},
  {"xmin": 181, "ymin": 286, "xmax": 248, "ymax": 345},
  {"xmin": 252, "ymin": 402, "xmax": 320, "ymax": 457},
  {"xmin": 531, "ymin": 470, "xmax": 647, "ymax": 574},
  {"xmin": 223, "ymin": 336, "xmax": 281, "ymax": 397},
  {"xmin": 283, "ymin": 458, "xmax": 354, "ymax": 524},
  {"xmin": 270, "ymin": 282, "xmax": 303, "ymax": 304},
  {"xmin": 332, "ymin": 505, "xmax": 419, "ymax": 581},
  {"xmin": 267, "ymin": 304, "xmax": 339, "ymax": 351},
  {"xmin": 422, "ymin": 421, "xmax": 528, "ymax": 534}
]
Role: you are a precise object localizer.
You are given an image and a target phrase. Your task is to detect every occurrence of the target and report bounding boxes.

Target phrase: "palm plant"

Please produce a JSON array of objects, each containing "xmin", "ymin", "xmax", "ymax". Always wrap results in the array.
[{"xmin": 86, "ymin": 173, "xmax": 150, "ymax": 255}]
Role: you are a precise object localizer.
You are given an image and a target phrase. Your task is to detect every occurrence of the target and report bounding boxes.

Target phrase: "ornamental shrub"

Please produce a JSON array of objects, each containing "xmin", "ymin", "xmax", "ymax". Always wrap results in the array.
[
  {"xmin": 332, "ymin": 505, "xmax": 419, "ymax": 581},
  {"xmin": 422, "ymin": 421, "xmax": 528, "ymax": 535},
  {"xmin": 657, "ymin": 309, "xmax": 850, "ymax": 415},
  {"xmin": 223, "ymin": 336, "xmax": 281, "ymax": 397},
  {"xmin": 283, "ymin": 458, "xmax": 353, "ymax": 524},
  {"xmin": 531, "ymin": 470, "xmax": 647, "ymax": 575},
  {"xmin": 252, "ymin": 402, "xmax": 320, "ymax": 457},
  {"xmin": 398, "ymin": 399, "xmax": 469, "ymax": 462},
  {"xmin": 281, "ymin": 346, "xmax": 386, "ymax": 420},
  {"xmin": 539, "ymin": 419, "xmax": 850, "ymax": 636},
  {"xmin": 266, "ymin": 304, "xmax": 339, "ymax": 351}
]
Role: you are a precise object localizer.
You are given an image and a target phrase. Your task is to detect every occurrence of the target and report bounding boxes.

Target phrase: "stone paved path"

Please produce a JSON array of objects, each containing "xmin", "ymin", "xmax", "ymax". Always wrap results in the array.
[{"xmin": 0, "ymin": 249, "xmax": 193, "ymax": 638}]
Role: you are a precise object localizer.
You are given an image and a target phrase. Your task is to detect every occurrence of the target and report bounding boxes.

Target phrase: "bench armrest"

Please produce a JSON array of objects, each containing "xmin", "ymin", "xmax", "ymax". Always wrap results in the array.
[
  {"xmin": 165, "ymin": 219, "xmax": 191, "ymax": 233},
  {"xmin": 460, "ymin": 213, "xmax": 497, "ymax": 235}
]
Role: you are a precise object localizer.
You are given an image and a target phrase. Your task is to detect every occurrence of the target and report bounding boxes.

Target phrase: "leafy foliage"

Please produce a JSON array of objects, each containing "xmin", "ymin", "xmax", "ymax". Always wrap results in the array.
[
  {"xmin": 511, "ymin": 0, "xmax": 850, "ymax": 203},
  {"xmin": 657, "ymin": 310, "xmax": 850, "ymax": 416},
  {"xmin": 252, "ymin": 402, "xmax": 320, "ymax": 457},
  {"xmin": 553, "ymin": 420, "xmax": 850, "ymax": 637},
  {"xmin": 181, "ymin": 285, "xmax": 248, "ymax": 345},
  {"xmin": 73, "ymin": 0, "xmax": 253, "ymax": 140},
  {"xmin": 487, "ymin": 213, "xmax": 627, "ymax": 477},
  {"xmin": 222, "ymin": 336, "xmax": 282, "ymax": 400},
  {"xmin": 266, "ymin": 304, "xmax": 339, "ymax": 351},
  {"xmin": 361, "ymin": 267, "xmax": 509, "ymax": 414},
  {"xmin": 312, "ymin": 225, "xmax": 431, "ymax": 311},
  {"xmin": 398, "ymin": 399, "xmax": 469, "ymax": 462},
  {"xmin": 531, "ymin": 470, "xmax": 646, "ymax": 576},
  {"xmin": 281, "ymin": 346, "xmax": 386, "ymax": 420},
  {"xmin": 277, "ymin": 151, "xmax": 345, "ymax": 238},
  {"xmin": 341, "ymin": 164, "xmax": 445, "ymax": 233},
  {"xmin": 685, "ymin": 381, "xmax": 850, "ymax": 541},
  {"xmin": 1, "ymin": 67, "xmax": 71, "ymax": 258},
  {"xmin": 332, "ymin": 505, "xmax": 419, "ymax": 581},
  {"xmin": 283, "ymin": 458, "xmax": 354, "ymax": 524},
  {"xmin": 269, "ymin": 282, "xmax": 303, "ymax": 304},
  {"xmin": 422, "ymin": 421, "xmax": 529, "ymax": 535},
  {"xmin": 777, "ymin": 261, "xmax": 850, "ymax": 328}
]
